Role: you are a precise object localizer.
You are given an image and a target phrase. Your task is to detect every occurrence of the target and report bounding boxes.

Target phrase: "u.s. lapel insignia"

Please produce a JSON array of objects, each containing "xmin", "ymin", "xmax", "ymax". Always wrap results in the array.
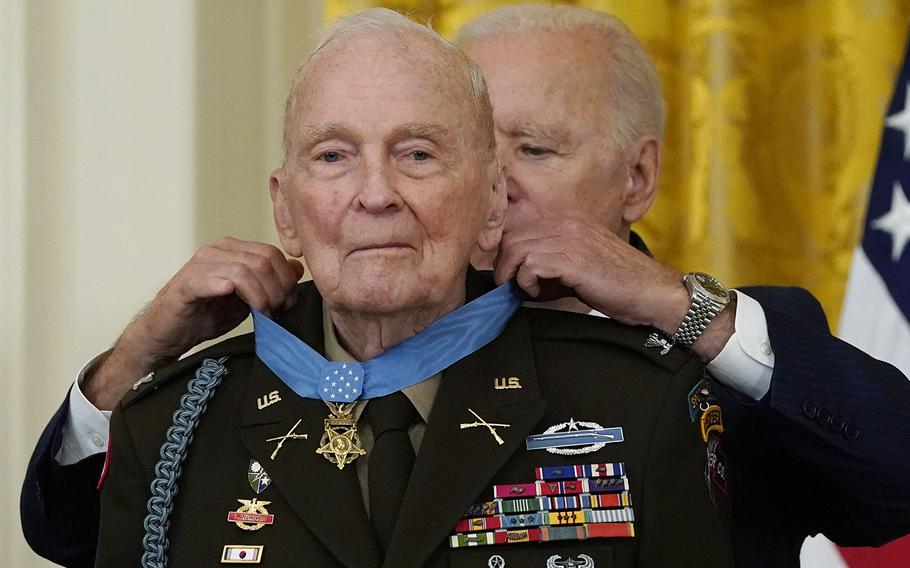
[
  {"xmin": 227, "ymin": 499, "xmax": 275, "ymax": 531},
  {"xmin": 459, "ymin": 408, "xmax": 510, "ymax": 445},
  {"xmin": 493, "ymin": 376, "xmax": 522, "ymax": 390},
  {"xmin": 547, "ymin": 554, "xmax": 595, "ymax": 568},
  {"xmin": 526, "ymin": 418, "xmax": 624, "ymax": 455},
  {"xmin": 221, "ymin": 544, "xmax": 264, "ymax": 563},
  {"xmin": 247, "ymin": 460, "xmax": 271, "ymax": 494},
  {"xmin": 256, "ymin": 390, "xmax": 281, "ymax": 410}
]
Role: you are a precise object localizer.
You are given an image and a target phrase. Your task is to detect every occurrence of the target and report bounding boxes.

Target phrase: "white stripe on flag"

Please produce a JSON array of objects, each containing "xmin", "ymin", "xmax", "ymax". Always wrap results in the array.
[
  {"xmin": 800, "ymin": 535, "xmax": 849, "ymax": 568},
  {"xmin": 839, "ymin": 248, "xmax": 910, "ymax": 376}
]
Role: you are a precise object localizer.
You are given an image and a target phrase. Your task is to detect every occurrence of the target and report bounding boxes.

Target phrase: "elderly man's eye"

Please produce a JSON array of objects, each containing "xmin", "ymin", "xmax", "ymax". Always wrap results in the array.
[
  {"xmin": 410, "ymin": 150, "xmax": 431, "ymax": 161},
  {"xmin": 319, "ymin": 151, "xmax": 342, "ymax": 163},
  {"xmin": 521, "ymin": 145, "xmax": 552, "ymax": 158}
]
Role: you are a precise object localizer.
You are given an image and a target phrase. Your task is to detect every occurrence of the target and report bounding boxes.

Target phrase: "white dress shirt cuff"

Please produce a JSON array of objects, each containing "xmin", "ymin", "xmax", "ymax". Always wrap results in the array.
[
  {"xmin": 707, "ymin": 290, "xmax": 775, "ymax": 401},
  {"xmin": 55, "ymin": 352, "xmax": 113, "ymax": 465}
]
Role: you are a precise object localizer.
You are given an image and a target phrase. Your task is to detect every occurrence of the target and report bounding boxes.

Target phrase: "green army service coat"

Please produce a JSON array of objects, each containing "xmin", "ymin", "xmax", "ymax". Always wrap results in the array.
[{"xmin": 95, "ymin": 275, "xmax": 732, "ymax": 568}]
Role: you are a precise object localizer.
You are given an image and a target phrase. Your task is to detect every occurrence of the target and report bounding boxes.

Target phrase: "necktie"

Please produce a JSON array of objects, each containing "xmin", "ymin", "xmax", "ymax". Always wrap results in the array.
[{"xmin": 367, "ymin": 392, "xmax": 418, "ymax": 553}]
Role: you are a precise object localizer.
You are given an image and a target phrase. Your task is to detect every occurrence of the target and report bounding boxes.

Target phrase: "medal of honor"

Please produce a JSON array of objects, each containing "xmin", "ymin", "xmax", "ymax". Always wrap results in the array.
[{"xmin": 316, "ymin": 402, "xmax": 366, "ymax": 469}]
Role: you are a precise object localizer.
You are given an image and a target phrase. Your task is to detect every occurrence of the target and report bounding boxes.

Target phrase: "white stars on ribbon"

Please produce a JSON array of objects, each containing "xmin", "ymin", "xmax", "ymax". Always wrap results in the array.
[
  {"xmin": 887, "ymin": 83, "xmax": 910, "ymax": 159},
  {"xmin": 872, "ymin": 181, "xmax": 910, "ymax": 262},
  {"xmin": 320, "ymin": 362, "xmax": 364, "ymax": 402}
]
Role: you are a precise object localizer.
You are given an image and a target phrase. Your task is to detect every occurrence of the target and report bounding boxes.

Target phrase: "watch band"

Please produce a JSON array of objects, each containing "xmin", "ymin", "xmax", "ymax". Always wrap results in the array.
[
  {"xmin": 671, "ymin": 294, "xmax": 722, "ymax": 347},
  {"xmin": 645, "ymin": 272, "xmax": 730, "ymax": 354}
]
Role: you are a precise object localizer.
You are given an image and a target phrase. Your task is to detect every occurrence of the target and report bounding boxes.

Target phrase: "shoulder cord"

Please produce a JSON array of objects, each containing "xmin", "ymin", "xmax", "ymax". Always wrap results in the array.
[{"xmin": 140, "ymin": 356, "xmax": 230, "ymax": 568}]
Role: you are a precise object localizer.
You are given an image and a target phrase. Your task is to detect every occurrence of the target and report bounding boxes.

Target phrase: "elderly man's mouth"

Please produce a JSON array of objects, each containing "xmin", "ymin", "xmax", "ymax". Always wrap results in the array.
[{"xmin": 349, "ymin": 243, "xmax": 414, "ymax": 255}]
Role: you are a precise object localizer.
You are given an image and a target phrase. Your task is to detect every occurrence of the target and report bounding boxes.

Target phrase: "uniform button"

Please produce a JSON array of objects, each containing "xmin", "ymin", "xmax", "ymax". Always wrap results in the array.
[
  {"xmin": 844, "ymin": 422, "xmax": 860, "ymax": 440},
  {"xmin": 760, "ymin": 342, "xmax": 773, "ymax": 356},
  {"xmin": 802, "ymin": 400, "xmax": 818, "ymax": 419},
  {"xmin": 91, "ymin": 434, "xmax": 104, "ymax": 447},
  {"xmin": 815, "ymin": 407, "xmax": 831, "ymax": 427}
]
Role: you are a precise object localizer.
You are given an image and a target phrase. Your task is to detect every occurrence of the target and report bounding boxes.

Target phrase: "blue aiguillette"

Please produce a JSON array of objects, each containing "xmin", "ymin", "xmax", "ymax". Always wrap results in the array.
[{"xmin": 253, "ymin": 282, "xmax": 521, "ymax": 402}]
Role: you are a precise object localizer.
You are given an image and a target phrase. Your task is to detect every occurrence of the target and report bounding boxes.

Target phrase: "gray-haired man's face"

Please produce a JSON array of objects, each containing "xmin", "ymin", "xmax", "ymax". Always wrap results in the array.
[
  {"xmin": 464, "ymin": 30, "xmax": 636, "ymax": 239},
  {"xmin": 271, "ymin": 35, "xmax": 501, "ymax": 315}
]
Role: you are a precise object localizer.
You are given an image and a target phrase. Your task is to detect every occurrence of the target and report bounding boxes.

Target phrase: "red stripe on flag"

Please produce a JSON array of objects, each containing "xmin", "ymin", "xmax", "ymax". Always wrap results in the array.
[{"xmin": 839, "ymin": 535, "xmax": 910, "ymax": 567}]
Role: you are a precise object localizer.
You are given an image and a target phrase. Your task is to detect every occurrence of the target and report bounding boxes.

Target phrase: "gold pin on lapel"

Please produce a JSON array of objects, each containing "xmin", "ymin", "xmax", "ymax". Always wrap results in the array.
[
  {"xmin": 256, "ymin": 390, "xmax": 282, "ymax": 410},
  {"xmin": 266, "ymin": 418, "xmax": 308, "ymax": 460},
  {"xmin": 460, "ymin": 408, "xmax": 510, "ymax": 445},
  {"xmin": 493, "ymin": 376, "xmax": 522, "ymax": 390}
]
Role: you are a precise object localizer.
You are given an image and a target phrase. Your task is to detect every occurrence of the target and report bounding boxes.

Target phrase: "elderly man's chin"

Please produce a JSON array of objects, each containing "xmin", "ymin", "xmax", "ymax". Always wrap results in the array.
[{"xmin": 317, "ymin": 252, "xmax": 463, "ymax": 315}]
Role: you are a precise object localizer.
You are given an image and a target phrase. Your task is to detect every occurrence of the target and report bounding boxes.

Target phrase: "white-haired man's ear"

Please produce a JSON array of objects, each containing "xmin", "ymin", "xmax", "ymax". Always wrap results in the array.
[
  {"xmin": 621, "ymin": 135, "xmax": 661, "ymax": 225},
  {"xmin": 476, "ymin": 167, "xmax": 508, "ymax": 253},
  {"xmin": 269, "ymin": 168, "xmax": 303, "ymax": 258}
]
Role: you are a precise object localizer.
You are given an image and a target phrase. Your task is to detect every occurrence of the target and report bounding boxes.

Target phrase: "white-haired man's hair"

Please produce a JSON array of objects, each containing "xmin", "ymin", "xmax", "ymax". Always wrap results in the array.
[
  {"xmin": 283, "ymin": 8, "xmax": 495, "ymax": 162},
  {"xmin": 455, "ymin": 3, "xmax": 665, "ymax": 152}
]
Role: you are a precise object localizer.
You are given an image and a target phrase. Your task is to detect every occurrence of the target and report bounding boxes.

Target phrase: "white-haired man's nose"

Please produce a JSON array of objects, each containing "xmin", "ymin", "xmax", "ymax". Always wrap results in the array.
[{"xmin": 356, "ymin": 156, "xmax": 403, "ymax": 213}]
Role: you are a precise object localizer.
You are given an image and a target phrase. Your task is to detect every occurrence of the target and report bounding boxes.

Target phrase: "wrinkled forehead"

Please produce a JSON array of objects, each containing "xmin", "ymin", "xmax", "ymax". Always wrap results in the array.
[{"xmin": 287, "ymin": 34, "xmax": 480, "ymax": 145}]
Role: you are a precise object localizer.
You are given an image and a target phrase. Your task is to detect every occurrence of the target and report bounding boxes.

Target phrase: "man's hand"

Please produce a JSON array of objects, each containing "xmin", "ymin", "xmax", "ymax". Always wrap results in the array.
[
  {"xmin": 493, "ymin": 218, "xmax": 734, "ymax": 361},
  {"xmin": 83, "ymin": 237, "xmax": 305, "ymax": 410}
]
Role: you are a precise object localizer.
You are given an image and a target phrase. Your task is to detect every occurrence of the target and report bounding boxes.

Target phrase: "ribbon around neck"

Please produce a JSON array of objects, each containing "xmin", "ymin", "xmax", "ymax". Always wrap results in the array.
[{"xmin": 253, "ymin": 282, "xmax": 520, "ymax": 403}]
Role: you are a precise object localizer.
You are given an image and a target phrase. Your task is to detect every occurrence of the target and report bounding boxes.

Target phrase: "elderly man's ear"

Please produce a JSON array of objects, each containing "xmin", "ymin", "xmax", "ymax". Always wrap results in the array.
[
  {"xmin": 476, "ymin": 166, "xmax": 508, "ymax": 253},
  {"xmin": 270, "ymin": 168, "xmax": 303, "ymax": 258},
  {"xmin": 620, "ymin": 135, "xmax": 661, "ymax": 225}
]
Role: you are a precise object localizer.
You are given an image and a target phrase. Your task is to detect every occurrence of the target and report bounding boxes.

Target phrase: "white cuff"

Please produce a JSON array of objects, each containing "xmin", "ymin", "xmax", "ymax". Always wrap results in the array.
[
  {"xmin": 707, "ymin": 290, "xmax": 775, "ymax": 401},
  {"xmin": 55, "ymin": 352, "xmax": 113, "ymax": 465}
]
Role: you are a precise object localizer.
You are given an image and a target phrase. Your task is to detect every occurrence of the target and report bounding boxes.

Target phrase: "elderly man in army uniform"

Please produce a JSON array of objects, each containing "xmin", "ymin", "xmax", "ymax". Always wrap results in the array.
[{"xmin": 92, "ymin": 8, "xmax": 730, "ymax": 568}]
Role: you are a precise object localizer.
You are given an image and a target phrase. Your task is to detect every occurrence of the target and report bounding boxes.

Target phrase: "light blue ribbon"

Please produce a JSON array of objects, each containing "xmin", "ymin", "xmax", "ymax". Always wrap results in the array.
[{"xmin": 253, "ymin": 282, "xmax": 520, "ymax": 403}]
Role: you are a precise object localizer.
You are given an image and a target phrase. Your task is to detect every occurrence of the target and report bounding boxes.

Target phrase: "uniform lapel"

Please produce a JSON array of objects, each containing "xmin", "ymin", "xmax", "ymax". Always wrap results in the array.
[
  {"xmin": 384, "ymin": 309, "xmax": 547, "ymax": 568},
  {"xmin": 240, "ymin": 284, "xmax": 381, "ymax": 568}
]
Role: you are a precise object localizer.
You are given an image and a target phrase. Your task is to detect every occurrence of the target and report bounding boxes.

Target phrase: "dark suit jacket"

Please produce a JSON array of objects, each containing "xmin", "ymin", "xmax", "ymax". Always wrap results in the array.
[
  {"xmin": 20, "ymin": 284, "xmax": 910, "ymax": 567},
  {"xmin": 720, "ymin": 286, "xmax": 910, "ymax": 567},
  {"xmin": 93, "ymin": 277, "xmax": 732, "ymax": 567}
]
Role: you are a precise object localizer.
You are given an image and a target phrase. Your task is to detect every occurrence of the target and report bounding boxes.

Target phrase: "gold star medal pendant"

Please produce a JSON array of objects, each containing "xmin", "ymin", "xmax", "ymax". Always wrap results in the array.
[{"xmin": 316, "ymin": 401, "xmax": 366, "ymax": 469}]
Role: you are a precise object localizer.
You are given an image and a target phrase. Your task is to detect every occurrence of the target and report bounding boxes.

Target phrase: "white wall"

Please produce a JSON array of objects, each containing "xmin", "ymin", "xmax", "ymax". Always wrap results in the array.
[{"xmin": 0, "ymin": 1, "xmax": 322, "ymax": 565}]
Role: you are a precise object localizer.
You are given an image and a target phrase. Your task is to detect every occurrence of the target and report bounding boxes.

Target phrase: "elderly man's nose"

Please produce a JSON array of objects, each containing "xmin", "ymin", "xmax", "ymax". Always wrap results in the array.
[
  {"xmin": 357, "ymin": 162, "xmax": 402, "ymax": 213},
  {"xmin": 504, "ymin": 170, "xmax": 521, "ymax": 204}
]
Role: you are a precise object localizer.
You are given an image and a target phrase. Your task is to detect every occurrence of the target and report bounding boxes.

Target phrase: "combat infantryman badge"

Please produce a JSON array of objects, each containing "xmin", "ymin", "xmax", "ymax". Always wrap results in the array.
[
  {"xmin": 227, "ymin": 499, "xmax": 275, "ymax": 531},
  {"xmin": 526, "ymin": 418, "xmax": 624, "ymax": 455},
  {"xmin": 316, "ymin": 402, "xmax": 366, "ymax": 469},
  {"xmin": 247, "ymin": 460, "xmax": 271, "ymax": 494}
]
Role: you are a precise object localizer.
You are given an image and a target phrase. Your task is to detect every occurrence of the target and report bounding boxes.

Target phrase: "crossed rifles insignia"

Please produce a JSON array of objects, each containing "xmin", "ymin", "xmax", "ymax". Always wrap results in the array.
[{"xmin": 460, "ymin": 408, "xmax": 510, "ymax": 445}]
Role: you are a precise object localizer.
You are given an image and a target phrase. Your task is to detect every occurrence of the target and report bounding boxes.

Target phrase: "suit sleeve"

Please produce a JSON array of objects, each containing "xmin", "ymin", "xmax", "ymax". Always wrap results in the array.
[
  {"xmin": 20, "ymin": 392, "xmax": 104, "ymax": 568},
  {"xmin": 95, "ymin": 403, "xmax": 153, "ymax": 567},
  {"xmin": 744, "ymin": 285, "xmax": 910, "ymax": 545}
]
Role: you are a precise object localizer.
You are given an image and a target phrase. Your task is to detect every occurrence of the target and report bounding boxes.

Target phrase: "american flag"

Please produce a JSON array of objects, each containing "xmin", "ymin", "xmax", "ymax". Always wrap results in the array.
[{"xmin": 801, "ymin": 29, "xmax": 910, "ymax": 568}]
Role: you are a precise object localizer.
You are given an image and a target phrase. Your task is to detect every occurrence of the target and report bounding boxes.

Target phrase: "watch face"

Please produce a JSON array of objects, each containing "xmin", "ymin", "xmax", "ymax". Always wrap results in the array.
[{"xmin": 692, "ymin": 272, "xmax": 729, "ymax": 303}]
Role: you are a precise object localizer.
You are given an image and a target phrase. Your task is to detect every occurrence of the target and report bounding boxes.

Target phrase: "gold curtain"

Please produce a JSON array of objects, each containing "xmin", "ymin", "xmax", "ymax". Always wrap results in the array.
[{"xmin": 326, "ymin": 0, "xmax": 910, "ymax": 323}]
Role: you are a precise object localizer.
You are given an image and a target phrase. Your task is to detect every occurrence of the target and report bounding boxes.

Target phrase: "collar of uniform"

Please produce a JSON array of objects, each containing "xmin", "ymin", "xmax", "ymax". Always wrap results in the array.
[{"xmin": 321, "ymin": 304, "xmax": 439, "ymax": 424}]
